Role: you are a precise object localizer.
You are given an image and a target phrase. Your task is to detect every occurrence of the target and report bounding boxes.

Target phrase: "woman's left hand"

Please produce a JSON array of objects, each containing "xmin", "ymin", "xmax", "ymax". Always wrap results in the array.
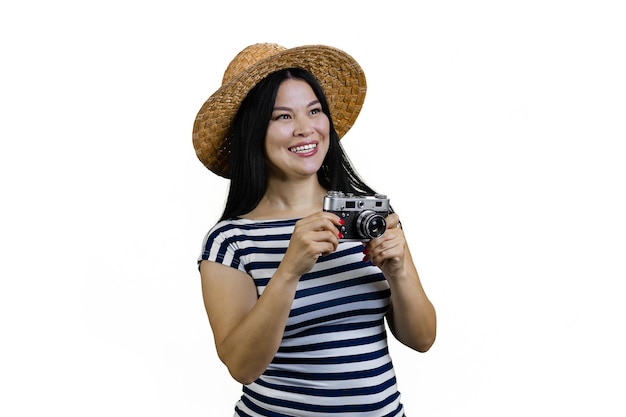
[
  {"xmin": 363, "ymin": 213, "xmax": 406, "ymax": 277},
  {"xmin": 364, "ymin": 212, "xmax": 437, "ymax": 352}
]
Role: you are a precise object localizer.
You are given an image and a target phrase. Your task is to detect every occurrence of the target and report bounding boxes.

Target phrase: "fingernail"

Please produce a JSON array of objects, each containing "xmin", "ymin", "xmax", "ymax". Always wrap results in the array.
[
  {"xmin": 338, "ymin": 232, "xmax": 343, "ymax": 239},
  {"xmin": 362, "ymin": 248, "xmax": 369, "ymax": 255},
  {"xmin": 338, "ymin": 218, "xmax": 345, "ymax": 225},
  {"xmin": 362, "ymin": 255, "xmax": 369, "ymax": 262}
]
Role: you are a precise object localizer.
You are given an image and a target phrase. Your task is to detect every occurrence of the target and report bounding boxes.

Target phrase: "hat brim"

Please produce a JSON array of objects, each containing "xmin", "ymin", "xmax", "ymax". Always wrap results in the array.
[{"xmin": 192, "ymin": 45, "xmax": 367, "ymax": 178}]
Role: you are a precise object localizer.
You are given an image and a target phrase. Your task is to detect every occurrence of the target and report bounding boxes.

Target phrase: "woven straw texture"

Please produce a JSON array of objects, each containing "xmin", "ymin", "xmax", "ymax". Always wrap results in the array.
[{"xmin": 192, "ymin": 43, "xmax": 367, "ymax": 178}]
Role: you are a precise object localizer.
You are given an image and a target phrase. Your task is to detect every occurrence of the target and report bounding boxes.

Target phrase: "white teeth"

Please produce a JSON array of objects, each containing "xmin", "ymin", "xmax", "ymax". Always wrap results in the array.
[{"xmin": 289, "ymin": 143, "xmax": 317, "ymax": 153}]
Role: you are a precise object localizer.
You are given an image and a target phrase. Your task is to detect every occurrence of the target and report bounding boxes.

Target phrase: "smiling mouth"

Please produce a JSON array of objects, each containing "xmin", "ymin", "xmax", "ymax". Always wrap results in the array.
[{"xmin": 289, "ymin": 143, "xmax": 317, "ymax": 154}]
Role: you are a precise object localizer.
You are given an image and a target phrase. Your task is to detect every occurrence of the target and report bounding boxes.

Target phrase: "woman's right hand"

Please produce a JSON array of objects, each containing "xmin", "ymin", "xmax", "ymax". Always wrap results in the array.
[{"xmin": 279, "ymin": 212, "xmax": 344, "ymax": 278}]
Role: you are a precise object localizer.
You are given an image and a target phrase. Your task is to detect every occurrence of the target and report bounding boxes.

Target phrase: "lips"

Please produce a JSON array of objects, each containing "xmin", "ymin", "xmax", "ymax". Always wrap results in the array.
[{"xmin": 289, "ymin": 143, "xmax": 317, "ymax": 154}]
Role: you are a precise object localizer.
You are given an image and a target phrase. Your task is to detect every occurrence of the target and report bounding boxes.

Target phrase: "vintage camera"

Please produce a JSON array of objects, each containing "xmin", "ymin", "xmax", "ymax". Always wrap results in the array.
[{"xmin": 323, "ymin": 190, "xmax": 390, "ymax": 241}]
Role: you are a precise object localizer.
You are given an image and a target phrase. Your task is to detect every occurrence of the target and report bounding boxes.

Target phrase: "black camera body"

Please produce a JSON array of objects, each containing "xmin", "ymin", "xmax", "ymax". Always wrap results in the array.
[{"xmin": 323, "ymin": 190, "xmax": 390, "ymax": 241}]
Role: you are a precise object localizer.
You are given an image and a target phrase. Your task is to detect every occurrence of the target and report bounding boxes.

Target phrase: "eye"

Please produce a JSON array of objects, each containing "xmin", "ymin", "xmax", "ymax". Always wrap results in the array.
[
  {"xmin": 310, "ymin": 107, "xmax": 322, "ymax": 116},
  {"xmin": 273, "ymin": 113, "xmax": 292, "ymax": 120}
]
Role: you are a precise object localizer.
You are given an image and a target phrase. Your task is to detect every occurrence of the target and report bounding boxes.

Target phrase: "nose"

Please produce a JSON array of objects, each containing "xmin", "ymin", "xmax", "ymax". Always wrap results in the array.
[{"xmin": 293, "ymin": 117, "xmax": 314, "ymax": 137}]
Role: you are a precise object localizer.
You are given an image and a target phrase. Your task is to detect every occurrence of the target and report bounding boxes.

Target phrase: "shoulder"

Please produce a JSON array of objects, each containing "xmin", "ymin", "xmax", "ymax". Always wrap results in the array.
[
  {"xmin": 207, "ymin": 218, "xmax": 298, "ymax": 240},
  {"xmin": 200, "ymin": 218, "xmax": 298, "ymax": 261},
  {"xmin": 199, "ymin": 218, "xmax": 301, "ymax": 270}
]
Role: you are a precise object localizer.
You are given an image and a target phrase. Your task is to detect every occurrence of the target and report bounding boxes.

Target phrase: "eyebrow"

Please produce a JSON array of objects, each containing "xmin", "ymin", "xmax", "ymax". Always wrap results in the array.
[{"xmin": 273, "ymin": 100, "xmax": 320, "ymax": 112}]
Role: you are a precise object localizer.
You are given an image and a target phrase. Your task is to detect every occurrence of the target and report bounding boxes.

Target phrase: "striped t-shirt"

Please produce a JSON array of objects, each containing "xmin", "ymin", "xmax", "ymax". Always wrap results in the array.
[{"xmin": 199, "ymin": 218, "xmax": 406, "ymax": 417}]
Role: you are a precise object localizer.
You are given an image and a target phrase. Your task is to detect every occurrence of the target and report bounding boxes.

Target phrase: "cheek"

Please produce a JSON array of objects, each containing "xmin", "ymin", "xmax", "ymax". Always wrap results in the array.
[
  {"xmin": 264, "ymin": 124, "xmax": 289, "ymax": 147},
  {"xmin": 316, "ymin": 115, "xmax": 331, "ymax": 137}
]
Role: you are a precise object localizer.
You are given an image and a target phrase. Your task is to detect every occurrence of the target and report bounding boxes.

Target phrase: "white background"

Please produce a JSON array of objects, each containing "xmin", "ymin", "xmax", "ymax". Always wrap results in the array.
[{"xmin": 1, "ymin": 1, "xmax": 625, "ymax": 416}]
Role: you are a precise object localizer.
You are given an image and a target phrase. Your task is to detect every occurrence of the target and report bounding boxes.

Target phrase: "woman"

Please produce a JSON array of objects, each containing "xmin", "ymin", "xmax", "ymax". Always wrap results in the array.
[{"xmin": 193, "ymin": 43, "xmax": 436, "ymax": 417}]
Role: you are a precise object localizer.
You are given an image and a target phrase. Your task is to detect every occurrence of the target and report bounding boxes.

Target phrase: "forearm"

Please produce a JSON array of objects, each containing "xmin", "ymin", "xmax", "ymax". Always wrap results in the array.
[
  {"xmin": 218, "ymin": 271, "xmax": 299, "ymax": 384},
  {"xmin": 384, "ymin": 252, "xmax": 437, "ymax": 352}
]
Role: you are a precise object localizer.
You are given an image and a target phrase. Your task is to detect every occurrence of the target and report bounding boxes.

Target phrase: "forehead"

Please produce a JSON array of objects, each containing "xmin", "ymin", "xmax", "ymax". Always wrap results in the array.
[{"xmin": 275, "ymin": 78, "xmax": 317, "ymax": 103}]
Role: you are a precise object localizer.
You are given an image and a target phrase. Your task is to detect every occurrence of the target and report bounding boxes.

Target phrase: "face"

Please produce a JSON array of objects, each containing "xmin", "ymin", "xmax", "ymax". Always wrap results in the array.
[{"xmin": 264, "ymin": 78, "xmax": 330, "ymax": 180}]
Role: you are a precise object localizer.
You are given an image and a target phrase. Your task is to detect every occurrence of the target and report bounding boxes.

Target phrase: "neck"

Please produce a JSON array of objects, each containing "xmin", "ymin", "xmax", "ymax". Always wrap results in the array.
[{"xmin": 248, "ymin": 176, "xmax": 327, "ymax": 220}]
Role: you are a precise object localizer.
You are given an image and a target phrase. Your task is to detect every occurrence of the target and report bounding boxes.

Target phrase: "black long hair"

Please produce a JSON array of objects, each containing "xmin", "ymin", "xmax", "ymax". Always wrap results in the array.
[{"xmin": 220, "ymin": 68, "xmax": 376, "ymax": 221}]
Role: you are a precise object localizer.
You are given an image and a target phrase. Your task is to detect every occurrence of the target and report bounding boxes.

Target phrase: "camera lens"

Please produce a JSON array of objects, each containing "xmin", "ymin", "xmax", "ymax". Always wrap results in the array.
[{"xmin": 356, "ymin": 210, "xmax": 387, "ymax": 239}]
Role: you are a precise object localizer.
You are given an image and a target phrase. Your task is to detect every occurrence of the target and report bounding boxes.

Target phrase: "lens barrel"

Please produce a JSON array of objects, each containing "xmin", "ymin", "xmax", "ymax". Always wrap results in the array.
[{"xmin": 356, "ymin": 210, "xmax": 386, "ymax": 239}]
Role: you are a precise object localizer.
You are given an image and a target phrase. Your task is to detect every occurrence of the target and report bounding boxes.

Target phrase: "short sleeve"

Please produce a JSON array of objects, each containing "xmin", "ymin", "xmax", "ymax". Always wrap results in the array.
[{"xmin": 197, "ymin": 221, "xmax": 245, "ymax": 272}]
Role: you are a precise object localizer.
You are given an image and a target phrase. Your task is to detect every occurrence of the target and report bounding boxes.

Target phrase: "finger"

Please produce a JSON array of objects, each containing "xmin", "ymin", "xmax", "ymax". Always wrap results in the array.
[
  {"xmin": 316, "ymin": 237, "xmax": 339, "ymax": 257},
  {"xmin": 305, "ymin": 212, "xmax": 343, "ymax": 230},
  {"xmin": 309, "ymin": 229, "xmax": 340, "ymax": 251},
  {"xmin": 296, "ymin": 216, "xmax": 338, "ymax": 238},
  {"xmin": 384, "ymin": 213, "xmax": 401, "ymax": 229},
  {"xmin": 371, "ymin": 248, "xmax": 403, "ymax": 268},
  {"xmin": 368, "ymin": 232, "xmax": 405, "ymax": 261},
  {"xmin": 314, "ymin": 216, "xmax": 345, "ymax": 240}
]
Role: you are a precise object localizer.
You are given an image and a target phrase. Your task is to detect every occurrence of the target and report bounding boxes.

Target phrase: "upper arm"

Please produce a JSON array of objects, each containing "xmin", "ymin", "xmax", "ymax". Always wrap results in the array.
[{"xmin": 199, "ymin": 260, "xmax": 258, "ymax": 348}]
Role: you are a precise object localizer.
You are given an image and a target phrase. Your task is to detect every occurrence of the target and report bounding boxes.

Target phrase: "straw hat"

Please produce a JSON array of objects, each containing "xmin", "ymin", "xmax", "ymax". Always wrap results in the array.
[{"xmin": 192, "ymin": 43, "xmax": 367, "ymax": 178}]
